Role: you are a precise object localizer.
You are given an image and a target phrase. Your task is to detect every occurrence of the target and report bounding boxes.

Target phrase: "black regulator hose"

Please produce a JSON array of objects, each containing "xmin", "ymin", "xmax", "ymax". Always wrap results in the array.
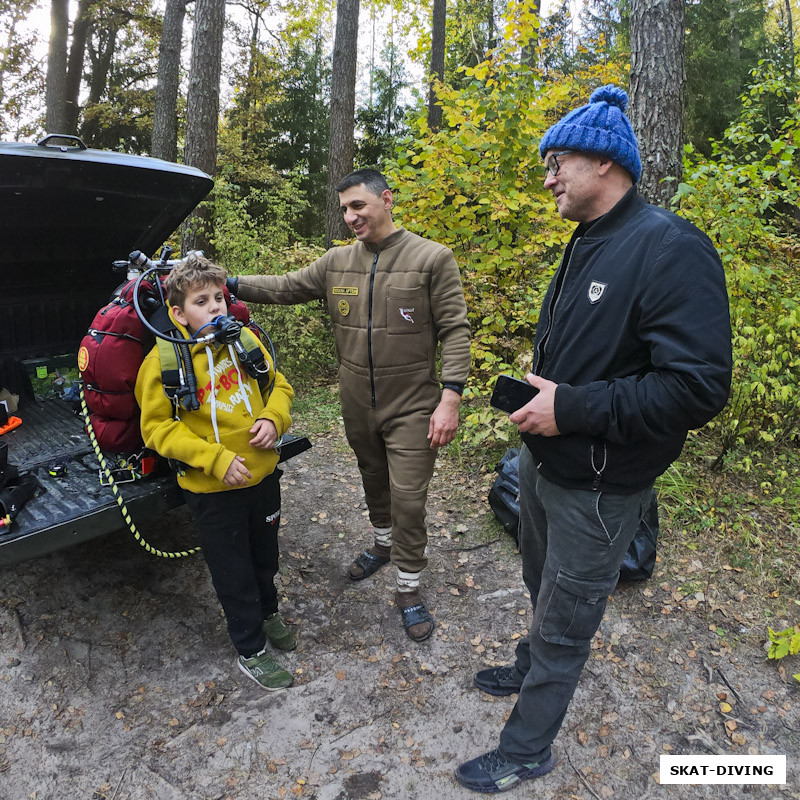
[
  {"xmin": 178, "ymin": 340, "xmax": 200, "ymax": 411},
  {"xmin": 127, "ymin": 254, "xmax": 278, "ymax": 396}
]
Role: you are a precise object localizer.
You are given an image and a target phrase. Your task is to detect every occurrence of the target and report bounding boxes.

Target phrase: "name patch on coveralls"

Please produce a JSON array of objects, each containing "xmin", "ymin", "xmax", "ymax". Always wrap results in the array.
[{"xmin": 332, "ymin": 287, "xmax": 358, "ymax": 295}]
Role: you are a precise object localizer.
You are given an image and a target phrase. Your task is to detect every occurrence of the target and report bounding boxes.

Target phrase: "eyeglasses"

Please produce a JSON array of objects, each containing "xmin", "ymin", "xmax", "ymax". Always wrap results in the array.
[{"xmin": 544, "ymin": 150, "xmax": 576, "ymax": 177}]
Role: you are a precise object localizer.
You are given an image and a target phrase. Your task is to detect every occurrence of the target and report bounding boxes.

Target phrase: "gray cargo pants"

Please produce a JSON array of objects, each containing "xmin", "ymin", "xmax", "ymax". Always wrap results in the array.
[{"xmin": 499, "ymin": 444, "xmax": 651, "ymax": 763}]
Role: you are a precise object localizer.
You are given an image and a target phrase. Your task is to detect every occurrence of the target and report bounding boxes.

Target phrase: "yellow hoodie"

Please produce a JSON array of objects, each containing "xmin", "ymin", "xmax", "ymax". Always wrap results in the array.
[{"xmin": 134, "ymin": 313, "xmax": 293, "ymax": 494}]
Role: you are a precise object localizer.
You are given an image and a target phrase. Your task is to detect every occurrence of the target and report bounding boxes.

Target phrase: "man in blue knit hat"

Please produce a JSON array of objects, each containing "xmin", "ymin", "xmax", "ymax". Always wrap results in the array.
[{"xmin": 455, "ymin": 86, "xmax": 732, "ymax": 792}]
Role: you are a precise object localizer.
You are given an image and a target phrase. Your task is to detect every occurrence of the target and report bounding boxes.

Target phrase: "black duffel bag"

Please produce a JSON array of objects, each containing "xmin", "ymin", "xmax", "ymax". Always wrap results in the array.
[{"xmin": 488, "ymin": 447, "xmax": 659, "ymax": 582}]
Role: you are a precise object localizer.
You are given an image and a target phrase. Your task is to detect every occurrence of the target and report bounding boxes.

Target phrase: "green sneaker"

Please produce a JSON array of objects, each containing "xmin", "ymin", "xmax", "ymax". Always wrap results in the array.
[
  {"xmin": 264, "ymin": 613, "xmax": 296, "ymax": 651},
  {"xmin": 237, "ymin": 648, "xmax": 293, "ymax": 691}
]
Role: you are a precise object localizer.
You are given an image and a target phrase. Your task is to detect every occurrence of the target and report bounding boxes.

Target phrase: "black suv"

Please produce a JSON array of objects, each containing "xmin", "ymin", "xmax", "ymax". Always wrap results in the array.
[{"xmin": 0, "ymin": 135, "xmax": 214, "ymax": 565}]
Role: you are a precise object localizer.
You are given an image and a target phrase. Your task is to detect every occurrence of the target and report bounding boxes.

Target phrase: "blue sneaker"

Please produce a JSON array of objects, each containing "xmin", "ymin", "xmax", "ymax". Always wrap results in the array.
[{"xmin": 455, "ymin": 748, "xmax": 556, "ymax": 793}]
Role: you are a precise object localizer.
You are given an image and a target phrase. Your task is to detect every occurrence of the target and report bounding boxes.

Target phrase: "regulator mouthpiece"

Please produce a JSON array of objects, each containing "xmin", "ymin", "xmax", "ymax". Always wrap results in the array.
[{"xmin": 212, "ymin": 315, "xmax": 243, "ymax": 345}]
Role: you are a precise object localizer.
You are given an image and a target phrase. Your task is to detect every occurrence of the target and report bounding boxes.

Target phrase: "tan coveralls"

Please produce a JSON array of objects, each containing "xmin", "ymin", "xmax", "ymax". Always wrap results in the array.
[{"xmin": 236, "ymin": 228, "xmax": 471, "ymax": 572}]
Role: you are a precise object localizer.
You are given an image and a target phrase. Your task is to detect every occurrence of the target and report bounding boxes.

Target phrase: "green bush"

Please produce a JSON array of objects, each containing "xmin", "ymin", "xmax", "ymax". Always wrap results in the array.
[
  {"xmin": 245, "ymin": 244, "xmax": 338, "ymax": 387},
  {"xmin": 675, "ymin": 65, "xmax": 800, "ymax": 452},
  {"xmin": 209, "ymin": 170, "xmax": 337, "ymax": 388}
]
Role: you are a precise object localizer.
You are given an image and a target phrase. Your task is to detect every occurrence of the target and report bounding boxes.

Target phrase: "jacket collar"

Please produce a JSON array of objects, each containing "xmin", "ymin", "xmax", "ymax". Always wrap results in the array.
[
  {"xmin": 576, "ymin": 187, "xmax": 645, "ymax": 241},
  {"xmin": 363, "ymin": 227, "xmax": 408, "ymax": 253}
]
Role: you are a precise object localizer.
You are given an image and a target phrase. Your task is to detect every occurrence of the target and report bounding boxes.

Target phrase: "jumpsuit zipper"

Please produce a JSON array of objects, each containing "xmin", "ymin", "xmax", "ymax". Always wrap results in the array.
[{"xmin": 367, "ymin": 252, "xmax": 379, "ymax": 408}]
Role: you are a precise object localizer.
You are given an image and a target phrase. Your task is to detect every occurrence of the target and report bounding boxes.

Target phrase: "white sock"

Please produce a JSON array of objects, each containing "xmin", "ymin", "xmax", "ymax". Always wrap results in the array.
[
  {"xmin": 373, "ymin": 526, "xmax": 392, "ymax": 548},
  {"xmin": 396, "ymin": 568, "xmax": 420, "ymax": 593}
]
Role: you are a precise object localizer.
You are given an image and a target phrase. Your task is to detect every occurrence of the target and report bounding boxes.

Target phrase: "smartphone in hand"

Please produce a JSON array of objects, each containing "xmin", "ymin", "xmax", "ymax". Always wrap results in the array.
[{"xmin": 490, "ymin": 374, "xmax": 539, "ymax": 413}]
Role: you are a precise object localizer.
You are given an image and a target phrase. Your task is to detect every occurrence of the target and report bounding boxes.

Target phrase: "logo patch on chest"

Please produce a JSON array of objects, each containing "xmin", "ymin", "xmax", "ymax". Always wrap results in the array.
[
  {"xmin": 587, "ymin": 281, "xmax": 608, "ymax": 304},
  {"xmin": 338, "ymin": 299, "xmax": 350, "ymax": 316},
  {"xmin": 399, "ymin": 307, "xmax": 415, "ymax": 323}
]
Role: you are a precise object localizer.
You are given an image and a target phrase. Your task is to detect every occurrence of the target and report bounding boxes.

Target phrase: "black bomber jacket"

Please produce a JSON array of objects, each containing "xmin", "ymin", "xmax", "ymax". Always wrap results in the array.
[{"xmin": 523, "ymin": 188, "xmax": 732, "ymax": 493}]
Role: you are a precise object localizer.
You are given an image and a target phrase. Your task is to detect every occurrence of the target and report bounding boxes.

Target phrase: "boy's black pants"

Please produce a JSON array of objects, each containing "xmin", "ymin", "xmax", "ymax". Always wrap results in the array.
[{"xmin": 183, "ymin": 470, "xmax": 282, "ymax": 658}]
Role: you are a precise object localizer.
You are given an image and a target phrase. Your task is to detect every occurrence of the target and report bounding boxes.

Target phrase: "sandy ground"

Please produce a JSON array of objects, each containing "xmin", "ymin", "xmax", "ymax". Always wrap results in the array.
[{"xmin": 0, "ymin": 425, "xmax": 798, "ymax": 800}]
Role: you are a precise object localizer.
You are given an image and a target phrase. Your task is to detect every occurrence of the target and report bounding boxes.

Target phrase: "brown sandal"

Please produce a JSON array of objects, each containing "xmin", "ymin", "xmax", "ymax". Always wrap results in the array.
[
  {"xmin": 348, "ymin": 549, "xmax": 390, "ymax": 581},
  {"xmin": 396, "ymin": 592, "xmax": 435, "ymax": 641}
]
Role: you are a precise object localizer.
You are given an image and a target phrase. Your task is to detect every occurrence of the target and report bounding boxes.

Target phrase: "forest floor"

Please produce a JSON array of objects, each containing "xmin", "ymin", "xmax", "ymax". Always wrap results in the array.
[{"xmin": 0, "ymin": 392, "xmax": 798, "ymax": 800}]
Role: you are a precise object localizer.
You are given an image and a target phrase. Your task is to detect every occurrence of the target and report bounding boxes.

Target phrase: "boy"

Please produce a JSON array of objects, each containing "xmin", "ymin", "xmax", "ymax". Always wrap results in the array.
[{"xmin": 135, "ymin": 253, "xmax": 297, "ymax": 691}]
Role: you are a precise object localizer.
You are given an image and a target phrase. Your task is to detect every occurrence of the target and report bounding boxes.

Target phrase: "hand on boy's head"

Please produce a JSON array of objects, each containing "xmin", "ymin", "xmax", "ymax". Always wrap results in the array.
[
  {"xmin": 223, "ymin": 455, "xmax": 251, "ymax": 486},
  {"xmin": 249, "ymin": 419, "xmax": 278, "ymax": 449}
]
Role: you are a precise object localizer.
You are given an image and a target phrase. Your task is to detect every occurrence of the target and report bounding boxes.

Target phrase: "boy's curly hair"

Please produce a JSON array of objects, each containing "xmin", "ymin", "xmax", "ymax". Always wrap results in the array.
[{"xmin": 165, "ymin": 252, "xmax": 228, "ymax": 308}]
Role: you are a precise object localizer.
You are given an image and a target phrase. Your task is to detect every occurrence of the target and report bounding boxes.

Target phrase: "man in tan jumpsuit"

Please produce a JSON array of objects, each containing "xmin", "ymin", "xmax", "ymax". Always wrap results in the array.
[{"xmin": 230, "ymin": 169, "xmax": 471, "ymax": 641}]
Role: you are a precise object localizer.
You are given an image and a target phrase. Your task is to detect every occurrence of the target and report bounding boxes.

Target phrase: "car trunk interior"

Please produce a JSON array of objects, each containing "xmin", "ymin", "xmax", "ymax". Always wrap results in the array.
[{"xmin": 0, "ymin": 138, "xmax": 212, "ymax": 562}]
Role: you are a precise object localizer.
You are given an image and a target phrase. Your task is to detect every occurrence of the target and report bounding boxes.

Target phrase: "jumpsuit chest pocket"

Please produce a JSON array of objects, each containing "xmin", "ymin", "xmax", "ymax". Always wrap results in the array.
[{"xmin": 386, "ymin": 285, "xmax": 427, "ymax": 335}]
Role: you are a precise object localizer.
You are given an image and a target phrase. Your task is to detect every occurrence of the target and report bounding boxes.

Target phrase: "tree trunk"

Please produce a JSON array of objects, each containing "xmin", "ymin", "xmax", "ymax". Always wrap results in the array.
[
  {"xmin": 427, "ymin": 0, "xmax": 445, "ymax": 131},
  {"xmin": 728, "ymin": 2, "xmax": 740, "ymax": 62},
  {"xmin": 80, "ymin": 25, "xmax": 117, "ymax": 146},
  {"xmin": 45, "ymin": 0, "xmax": 69, "ymax": 134},
  {"xmin": 521, "ymin": 0, "xmax": 541, "ymax": 67},
  {"xmin": 487, "ymin": 0, "xmax": 496, "ymax": 52},
  {"xmin": 182, "ymin": 0, "xmax": 225, "ymax": 255},
  {"xmin": 64, "ymin": 0, "xmax": 94, "ymax": 133},
  {"xmin": 325, "ymin": 0, "xmax": 360, "ymax": 248},
  {"xmin": 239, "ymin": 6, "xmax": 261, "ymax": 147},
  {"xmin": 152, "ymin": 0, "xmax": 186, "ymax": 162},
  {"xmin": 784, "ymin": 0, "xmax": 795, "ymax": 82},
  {"xmin": 86, "ymin": 28, "xmax": 117, "ymax": 106},
  {"xmin": 629, "ymin": 0, "xmax": 685, "ymax": 208}
]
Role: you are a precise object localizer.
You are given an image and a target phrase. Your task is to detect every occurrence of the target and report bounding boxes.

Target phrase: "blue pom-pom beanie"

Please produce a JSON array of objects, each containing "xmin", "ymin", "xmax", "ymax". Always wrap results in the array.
[{"xmin": 539, "ymin": 85, "xmax": 641, "ymax": 183}]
